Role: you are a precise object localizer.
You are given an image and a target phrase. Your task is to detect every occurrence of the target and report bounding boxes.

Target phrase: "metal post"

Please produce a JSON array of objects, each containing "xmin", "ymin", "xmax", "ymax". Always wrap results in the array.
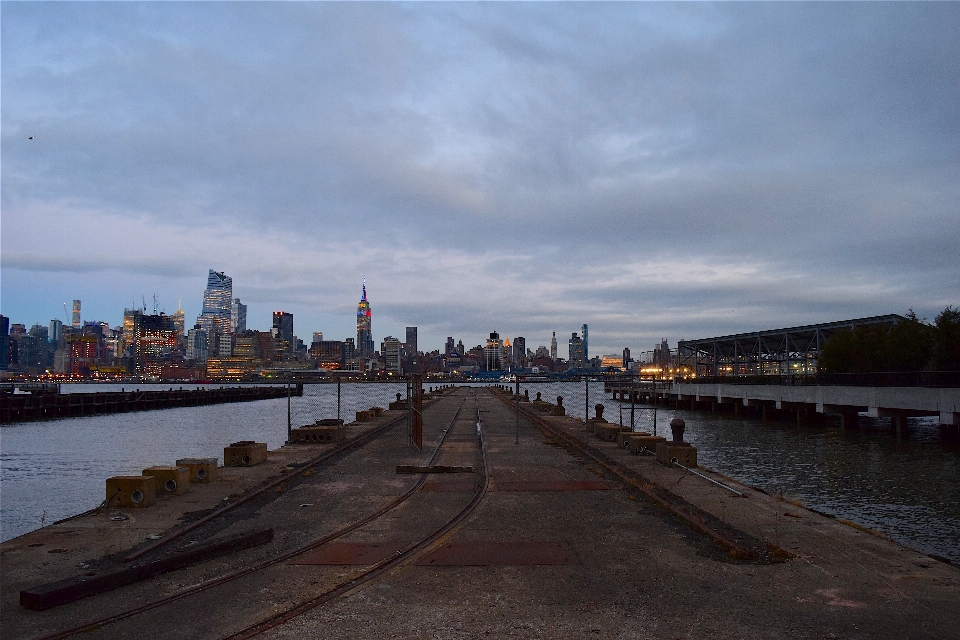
[
  {"xmin": 406, "ymin": 380, "xmax": 412, "ymax": 446},
  {"xmin": 584, "ymin": 376, "xmax": 590, "ymax": 423},
  {"xmin": 630, "ymin": 374, "xmax": 635, "ymax": 432},
  {"xmin": 286, "ymin": 383, "xmax": 292, "ymax": 443},
  {"xmin": 653, "ymin": 378, "xmax": 658, "ymax": 437},
  {"xmin": 618, "ymin": 375, "xmax": 623, "ymax": 427},
  {"xmin": 515, "ymin": 377, "xmax": 520, "ymax": 444}
]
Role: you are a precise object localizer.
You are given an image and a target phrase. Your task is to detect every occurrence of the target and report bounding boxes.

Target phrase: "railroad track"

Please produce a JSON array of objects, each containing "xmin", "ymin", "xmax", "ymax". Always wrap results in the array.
[{"xmin": 34, "ymin": 389, "xmax": 490, "ymax": 640}]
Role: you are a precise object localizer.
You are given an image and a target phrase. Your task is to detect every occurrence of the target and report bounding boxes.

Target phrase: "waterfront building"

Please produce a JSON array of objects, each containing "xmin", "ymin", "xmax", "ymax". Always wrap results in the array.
[
  {"xmin": 512, "ymin": 337, "xmax": 526, "ymax": 368},
  {"xmin": 273, "ymin": 312, "xmax": 294, "ymax": 353},
  {"xmin": 186, "ymin": 324, "xmax": 208, "ymax": 364},
  {"xmin": 197, "ymin": 270, "xmax": 233, "ymax": 336},
  {"xmin": 356, "ymin": 279, "xmax": 374, "ymax": 355},
  {"xmin": 600, "ymin": 354, "xmax": 623, "ymax": 370},
  {"xmin": 405, "ymin": 327, "xmax": 418, "ymax": 356},
  {"xmin": 0, "ymin": 315, "xmax": 9, "ymax": 371},
  {"xmin": 550, "ymin": 331, "xmax": 558, "ymax": 361},
  {"xmin": 582, "ymin": 324, "xmax": 589, "ymax": 362},
  {"xmin": 231, "ymin": 299, "xmax": 247, "ymax": 334},
  {"xmin": 312, "ymin": 340, "xmax": 345, "ymax": 369},
  {"xmin": 484, "ymin": 332, "xmax": 503, "ymax": 371},
  {"xmin": 124, "ymin": 310, "xmax": 179, "ymax": 374},
  {"xmin": 623, "ymin": 347, "xmax": 632, "ymax": 369},
  {"xmin": 171, "ymin": 301, "xmax": 186, "ymax": 349},
  {"xmin": 382, "ymin": 336, "xmax": 402, "ymax": 374},
  {"xmin": 49, "ymin": 319, "xmax": 63, "ymax": 347},
  {"xmin": 568, "ymin": 332, "xmax": 585, "ymax": 369},
  {"xmin": 72, "ymin": 300, "xmax": 81, "ymax": 328}
]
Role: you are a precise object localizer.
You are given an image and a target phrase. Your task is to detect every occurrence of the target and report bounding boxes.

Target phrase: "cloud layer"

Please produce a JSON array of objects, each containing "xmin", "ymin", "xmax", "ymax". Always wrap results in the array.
[{"xmin": 3, "ymin": 2, "xmax": 958, "ymax": 355}]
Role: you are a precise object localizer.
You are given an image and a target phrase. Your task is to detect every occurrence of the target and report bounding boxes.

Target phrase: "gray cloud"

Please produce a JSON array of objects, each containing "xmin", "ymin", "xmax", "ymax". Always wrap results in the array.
[{"xmin": 2, "ymin": 2, "xmax": 958, "ymax": 355}]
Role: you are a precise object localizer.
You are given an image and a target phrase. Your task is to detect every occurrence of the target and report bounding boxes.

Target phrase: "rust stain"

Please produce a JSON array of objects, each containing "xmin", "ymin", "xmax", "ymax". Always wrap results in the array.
[
  {"xmin": 496, "ymin": 481, "xmax": 611, "ymax": 491},
  {"xmin": 418, "ymin": 541, "xmax": 578, "ymax": 566},
  {"xmin": 290, "ymin": 541, "xmax": 412, "ymax": 566}
]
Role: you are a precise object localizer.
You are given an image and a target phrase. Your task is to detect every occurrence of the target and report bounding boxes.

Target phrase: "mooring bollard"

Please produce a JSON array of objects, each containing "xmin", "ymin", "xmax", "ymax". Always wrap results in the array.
[{"xmin": 670, "ymin": 417, "xmax": 685, "ymax": 443}]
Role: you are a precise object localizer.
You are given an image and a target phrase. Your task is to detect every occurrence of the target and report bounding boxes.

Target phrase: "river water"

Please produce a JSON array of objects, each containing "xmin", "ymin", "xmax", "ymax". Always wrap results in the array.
[{"xmin": 2, "ymin": 382, "xmax": 958, "ymax": 565}]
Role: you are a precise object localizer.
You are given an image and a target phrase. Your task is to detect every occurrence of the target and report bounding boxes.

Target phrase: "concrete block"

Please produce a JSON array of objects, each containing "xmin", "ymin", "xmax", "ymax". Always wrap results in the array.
[
  {"xmin": 355, "ymin": 410, "xmax": 374, "ymax": 422},
  {"xmin": 291, "ymin": 425, "xmax": 346, "ymax": 443},
  {"xmin": 551, "ymin": 405, "xmax": 566, "ymax": 416},
  {"xmin": 370, "ymin": 406, "xmax": 385, "ymax": 417},
  {"xmin": 619, "ymin": 430, "xmax": 650, "ymax": 448},
  {"xmin": 655, "ymin": 442, "xmax": 697, "ymax": 468},
  {"xmin": 176, "ymin": 457, "xmax": 218, "ymax": 484},
  {"xmin": 595, "ymin": 423, "xmax": 621, "ymax": 442},
  {"xmin": 224, "ymin": 441, "xmax": 267, "ymax": 467},
  {"xmin": 142, "ymin": 466, "xmax": 190, "ymax": 495},
  {"xmin": 106, "ymin": 475, "xmax": 156, "ymax": 508},
  {"xmin": 629, "ymin": 435, "xmax": 666, "ymax": 455}
]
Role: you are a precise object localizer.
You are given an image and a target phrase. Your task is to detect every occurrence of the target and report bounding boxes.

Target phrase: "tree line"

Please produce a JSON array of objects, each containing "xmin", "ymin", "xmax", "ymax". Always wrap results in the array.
[{"xmin": 818, "ymin": 307, "xmax": 960, "ymax": 373}]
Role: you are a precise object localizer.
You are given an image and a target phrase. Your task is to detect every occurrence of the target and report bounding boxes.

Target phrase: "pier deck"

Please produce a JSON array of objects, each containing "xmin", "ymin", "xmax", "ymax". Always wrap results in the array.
[{"xmin": 2, "ymin": 387, "xmax": 958, "ymax": 639}]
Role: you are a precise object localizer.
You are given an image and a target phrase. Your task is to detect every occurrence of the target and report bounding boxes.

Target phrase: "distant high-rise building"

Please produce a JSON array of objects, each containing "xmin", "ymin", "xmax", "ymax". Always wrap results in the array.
[
  {"xmin": 445, "ymin": 336, "xmax": 455, "ymax": 357},
  {"xmin": 513, "ymin": 336, "xmax": 526, "ymax": 367},
  {"xmin": 123, "ymin": 309, "xmax": 178, "ymax": 373},
  {"xmin": 186, "ymin": 324, "xmax": 209, "ymax": 364},
  {"xmin": 171, "ymin": 300, "xmax": 186, "ymax": 347},
  {"xmin": 197, "ymin": 270, "xmax": 232, "ymax": 335},
  {"xmin": 382, "ymin": 336, "xmax": 402, "ymax": 374},
  {"xmin": 484, "ymin": 332, "xmax": 503, "ymax": 371},
  {"xmin": 231, "ymin": 298, "xmax": 247, "ymax": 334},
  {"xmin": 405, "ymin": 327, "xmax": 418, "ymax": 355},
  {"xmin": 72, "ymin": 300, "xmax": 81, "ymax": 328},
  {"xmin": 568, "ymin": 332, "xmax": 585, "ymax": 369},
  {"xmin": 0, "ymin": 315, "xmax": 9, "ymax": 370},
  {"xmin": 356, "ymin": 278, "xmax": 374, "ymax": 355},
  {"xmin": 582, "ymin": 324, "xmax": 589, "ymax": 362},
  {"xmin": 312, "ymin": 332, "xmax": 324, "ymax": 347},
  {"xmin": 273, "ymin": 311, "xmax": 294, "ymax": 353},
  {"xmin": 622, "ymin": 347, "xmax": 631, "ymax": 369},
  {"xmin": 49, "ymin": 319, "xmax": 63, "ymax": 346},
  {"xmin": 550, "ymin": 331, "xmax": 558, "ymax": 361}
]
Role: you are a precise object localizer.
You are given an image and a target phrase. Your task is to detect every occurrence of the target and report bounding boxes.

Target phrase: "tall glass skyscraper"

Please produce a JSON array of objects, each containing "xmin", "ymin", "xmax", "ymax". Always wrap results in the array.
[
  {"xmin": 197, "ymin": 270, "xmax": 232, "ymax": 335},
  {"xmin": 357, "ymin": 278, "xmax": 374, "ymax": 355}
]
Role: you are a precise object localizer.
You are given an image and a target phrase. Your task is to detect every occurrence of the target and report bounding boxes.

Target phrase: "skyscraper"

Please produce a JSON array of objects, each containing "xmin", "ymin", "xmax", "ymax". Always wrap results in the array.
[
  {"xmin": 231, "ymin": 298, "xmax": 247, "ymax": 334},
  {"xmin": 72, "ymin": 300, "xmax": 81, "ymax": 328},
  {"xmin": 273, "ymin": 311, "xmax": 294, "ymax": 352},
  {"xmin": 405, "ymin": 327, "xmax": 418, "ymax": 355},
  {"xmin": 484, "ymin": 332, "xmax": 503, "ymax": 371},
  {"xmin": 550, "ymin": 331, "xmax": 558, "ymax": 361},
  {"xmin": 513, "ymin": 336, "xmax": 526, "ymax": 367},
  {"xmin": 382, "ymin": 336, "xmax": 402, "ymax": 374},
  {"xmin": 356, "ymin": 278, "xmax": 374, "ymax": 355},
  {"xmin": 197, "ymin": 270, "xmax": 232, "ymax": 335},
  {"xmin": 582, "ymin": 324, "xmax": 589, "ymax": 362},
  {"xmin": 568, "ymin": 332, "xmax": 584, "ymax": 369}
]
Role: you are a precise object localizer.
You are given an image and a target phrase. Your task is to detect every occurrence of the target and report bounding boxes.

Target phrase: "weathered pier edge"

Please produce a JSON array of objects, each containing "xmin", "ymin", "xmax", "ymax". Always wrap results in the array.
[
  {"xmin": 0, "ymin": 385, "xmax": 302, "ymax": 424},
  {"xmin": 608, "ymin": 380, "xmax": 960, "ymax": 434}
]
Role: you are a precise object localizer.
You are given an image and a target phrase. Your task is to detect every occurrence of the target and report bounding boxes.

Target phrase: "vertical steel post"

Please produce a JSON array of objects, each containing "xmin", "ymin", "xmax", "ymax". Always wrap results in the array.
[
  {"xmin": 406, "ymin": 380, "xmax": 412, "ymax": 447},
  {"xmin": 286, "ymin": 383, "xmax": 292, "ymax": 443},
  {"xmin": 515, "ymin": 377, "xmax": 520, "ymax": 444},
  {"xmin": 584, "ymin": 376, "xmax": 589, "ymax": 423},
  {"xmin": 652, "ymin": 378, "xmax": 658, "ymax": 436},
  {"xmin": 618, "ymin": 375, "xmax": 623, "ymax": 427},
  {"xmin": 337, "ymin": 378, "xmax": 341, "ymax": 425},
  {"xmin": 630, "ymin": 374, "xmax": 636, "ymax": 431}
]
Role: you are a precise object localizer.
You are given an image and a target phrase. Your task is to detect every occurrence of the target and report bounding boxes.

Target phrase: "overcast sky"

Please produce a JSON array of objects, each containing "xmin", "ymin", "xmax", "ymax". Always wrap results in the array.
[{"xmin": 2, "ymin": 1, "xmax": 958, "ymax": 356}]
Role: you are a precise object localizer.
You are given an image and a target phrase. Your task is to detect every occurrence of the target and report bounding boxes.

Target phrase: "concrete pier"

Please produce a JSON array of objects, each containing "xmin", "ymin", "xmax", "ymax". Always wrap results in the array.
[{"xmin": 2, "ymin": 386, "xmax": 958, "ymax": 639}]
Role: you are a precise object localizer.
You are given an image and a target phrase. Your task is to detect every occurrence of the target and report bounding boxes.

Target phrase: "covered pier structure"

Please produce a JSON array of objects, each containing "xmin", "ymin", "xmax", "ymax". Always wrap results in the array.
[{"xmin": 677, "ymin": 315, "xmax": 905, "ymax": 379}]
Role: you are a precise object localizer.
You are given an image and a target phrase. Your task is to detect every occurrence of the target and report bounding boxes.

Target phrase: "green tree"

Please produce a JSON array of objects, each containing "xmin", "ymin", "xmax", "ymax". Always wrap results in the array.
[{"xmin": 932, "ymin": 306, "xmax": 960, "ymax": 371}]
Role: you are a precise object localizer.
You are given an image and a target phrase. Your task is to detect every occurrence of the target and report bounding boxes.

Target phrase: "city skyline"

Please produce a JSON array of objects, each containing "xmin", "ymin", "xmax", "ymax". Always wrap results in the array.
[{"xmin": 3, "ymin": 3, "xmax": 957, "ymax": 356}]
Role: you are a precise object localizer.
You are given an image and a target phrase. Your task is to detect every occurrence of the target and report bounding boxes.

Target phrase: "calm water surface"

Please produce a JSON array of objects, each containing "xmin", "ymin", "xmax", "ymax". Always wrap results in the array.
[{"xmin": 2, "ymin": 382, "xmax": 958, "ymax": 565}]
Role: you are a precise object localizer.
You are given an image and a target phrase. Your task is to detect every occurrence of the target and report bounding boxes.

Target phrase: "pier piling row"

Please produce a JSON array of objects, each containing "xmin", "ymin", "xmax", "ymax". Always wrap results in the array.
[{"xmin": 0, "ymin": 386, "xmax": 301, "ymax": 423}]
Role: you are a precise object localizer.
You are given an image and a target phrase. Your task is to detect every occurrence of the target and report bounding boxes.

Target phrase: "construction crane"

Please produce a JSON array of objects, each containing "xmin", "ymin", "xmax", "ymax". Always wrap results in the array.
[{"xmin": 62, "ymin": 303, "xmax": 70, "ymax": 323}]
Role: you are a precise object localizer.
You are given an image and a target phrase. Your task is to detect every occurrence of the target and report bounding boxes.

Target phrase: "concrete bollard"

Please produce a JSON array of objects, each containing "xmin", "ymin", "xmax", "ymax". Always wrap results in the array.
[
  {"xmin": 669, "ymin": 418, "xmax": 686, "ymax": 443},
  {"xmin": 176, "ymin": 457, "xmax": 218, "ymax": 484},
  {"xmin": 106, "ymin": 475, "xmax": 156, "ymax": 508},
  {"xmin": 552, "ymin": 396, "xmax": 566, "ymax": 416},
  {"xmin": 142, "ymin": 466, "xmax": 190, "ymax": 495},
  {"xmin": 629, "ymin": 435, "xmax": 666, "ymax": 456},
  {"xmin": 224, "ymin": 441, "xmax": 268, "ymax": 467},
  {"xmin": 656, "ymin": 442, "xmax": 697, "ymax": 468}
]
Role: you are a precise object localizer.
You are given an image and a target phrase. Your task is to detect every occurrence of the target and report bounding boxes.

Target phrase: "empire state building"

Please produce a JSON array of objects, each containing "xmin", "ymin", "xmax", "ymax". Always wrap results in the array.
[{"xmin": 357, "ymin": 279, "xmax": 374, "ymax": 355}]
